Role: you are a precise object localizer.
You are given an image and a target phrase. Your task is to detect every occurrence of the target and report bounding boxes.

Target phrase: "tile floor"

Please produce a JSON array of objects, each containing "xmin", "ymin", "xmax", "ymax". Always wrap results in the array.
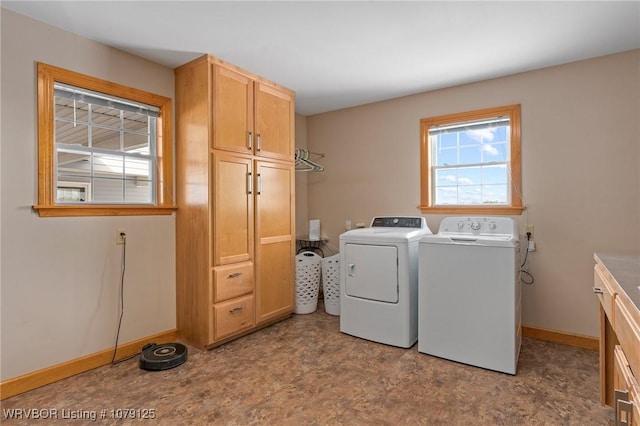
[{"xmin": 1, "ymin": 304, "xmax": 613, "ymax": 425}]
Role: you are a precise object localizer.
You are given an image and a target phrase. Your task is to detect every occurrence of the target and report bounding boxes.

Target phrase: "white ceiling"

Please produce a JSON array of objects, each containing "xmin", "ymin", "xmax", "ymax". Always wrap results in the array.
[{"xmin": 3, "ymin": 1, "xmax": 639, "ymax": 115}]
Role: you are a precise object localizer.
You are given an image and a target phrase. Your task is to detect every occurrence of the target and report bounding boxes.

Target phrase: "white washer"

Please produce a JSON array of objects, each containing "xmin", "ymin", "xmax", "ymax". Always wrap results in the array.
[
  {"xmin": 340, "ymin": 217, "xmax": 432, "ymax": 348},
  {"xmin": 418, "ymin": 217, "xmax": 521, "ymax": 374}
]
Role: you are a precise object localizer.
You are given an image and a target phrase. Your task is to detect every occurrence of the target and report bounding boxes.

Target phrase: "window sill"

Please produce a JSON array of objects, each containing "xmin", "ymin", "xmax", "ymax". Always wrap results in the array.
[
  {"xmin": 32, "ymin": 205, "xmax": 177, "ymax": 217},
  {"xmin": 419, "ymin": 205, "xmax": 525, "ymax": 215}
]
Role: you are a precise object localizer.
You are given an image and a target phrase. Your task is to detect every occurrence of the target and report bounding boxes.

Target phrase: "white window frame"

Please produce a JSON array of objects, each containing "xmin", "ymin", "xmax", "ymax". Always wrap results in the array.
[
  {"xmin": 56, "ymin": 181, "xmax": 91, "ymax": 203},
  {"xmin": 53, "ymin": 82, "xmax": 159, "ymax": 205}
]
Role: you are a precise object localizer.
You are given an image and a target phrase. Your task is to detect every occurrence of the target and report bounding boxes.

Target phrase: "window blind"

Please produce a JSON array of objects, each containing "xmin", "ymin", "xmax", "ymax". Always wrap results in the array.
[
  {"xmin": 429, "ymin": 117, "xmax": 509, "ymax": 136},
  {"xmin": 54, "ymin": 83, "xmax": 159, "ymax": 118}
]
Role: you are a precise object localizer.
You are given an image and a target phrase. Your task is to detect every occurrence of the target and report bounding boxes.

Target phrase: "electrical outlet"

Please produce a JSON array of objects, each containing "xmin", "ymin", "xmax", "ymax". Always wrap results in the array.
[
  {"xmin": 116, "ymin": 229, "xmax": 127, "ymax": 245},
  {"xmin": 525, "ymin": 224, "xmax": 534, "ymax": 237}
]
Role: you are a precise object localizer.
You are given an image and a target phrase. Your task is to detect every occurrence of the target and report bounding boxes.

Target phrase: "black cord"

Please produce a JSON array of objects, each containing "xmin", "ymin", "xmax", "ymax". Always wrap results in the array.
[
  {"xmin": 520, "ymin": 232, "xmax": 535, "ymax": 285},
  {"xmin": 520, "ymin": 232, "xmax": 530, "ymax": 268},
  {"xmin": 111, "ymin": 234, "xmax": 136, "ymax": 365},
  {"xmin": 520, "ymin": 269, "xmax": 535, "ymax": 285}
]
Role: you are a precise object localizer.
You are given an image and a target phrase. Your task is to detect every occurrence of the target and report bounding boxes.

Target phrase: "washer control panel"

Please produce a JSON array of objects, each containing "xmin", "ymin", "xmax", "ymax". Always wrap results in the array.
[
  {"xmin": 371, "ymin": 217, "xmax": 426, "ymax": 229},
  {"xmin": 440, "ymin": 217, "xmax": 516, "ymax": 237}
]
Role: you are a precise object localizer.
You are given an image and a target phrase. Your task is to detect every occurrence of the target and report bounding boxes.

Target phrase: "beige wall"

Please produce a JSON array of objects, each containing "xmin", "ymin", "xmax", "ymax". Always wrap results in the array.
[
  {"xmin": 0, "ymin": 10, "xmax": 176, "ymax": 380},
  {"xmin": 295, "ymin": 114, "xmax": 309, "ymax": 237},
  {"xmin": 305, "ymin": 50, "xmax": 640, "ymax": 338}
]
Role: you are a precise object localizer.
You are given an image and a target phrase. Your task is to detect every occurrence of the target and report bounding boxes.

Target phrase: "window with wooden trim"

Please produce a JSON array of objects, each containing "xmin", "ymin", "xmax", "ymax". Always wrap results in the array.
[
  {"xmin": 34, "ymin": 63, "xmax": 175, "ymax": 217},
  {"xmin": 419, "ymin": 104, "xmax": 524, "ymax": 215}
]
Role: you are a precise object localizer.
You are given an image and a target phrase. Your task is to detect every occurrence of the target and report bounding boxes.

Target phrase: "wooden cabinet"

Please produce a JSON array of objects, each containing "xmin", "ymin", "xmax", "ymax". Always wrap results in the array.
[
  {"xmin": 213, "ymin": 66, "xmax": 253, "ymax": 154},
  {"xmin": 214, "ymin": 295, "xmax": 255, "ymax": 341},
  {"xmin": 255, "ymin": 160, "xmax": 295, "ymax": 323},
  {"xmin": 596, "ymin": 253, "xmax": 640, "ymax": 425},
  {"xmin": 176, "ymin": 54, "xmax": 295, "ymax": 349},
  {"xmin": 254, "ymin": 82, "xmax": 295, "ymax": 160},
  {"xmin": 212, "ymin": 152, "xmax": 253, "ymax": 266},
  {"xmin": 212, "ymin": 64, "xmax": 294, "ymax": 161},
  {"xmin": 213, "ymin": 262, "xmax": 254, "ymax": 303},
  {"xmin": 613, "ymin": 345, "xmax": 640, "ymax": 425}
]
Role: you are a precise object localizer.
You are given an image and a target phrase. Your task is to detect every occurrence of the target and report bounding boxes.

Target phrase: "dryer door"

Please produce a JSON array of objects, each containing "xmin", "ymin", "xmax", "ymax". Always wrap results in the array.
[{"xmin": 344, "ymin": 243, "xmax": 398, "ymax": 303}]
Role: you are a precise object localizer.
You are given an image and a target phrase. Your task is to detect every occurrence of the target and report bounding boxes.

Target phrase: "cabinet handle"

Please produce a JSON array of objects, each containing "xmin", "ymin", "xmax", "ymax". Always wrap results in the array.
[
  {"xmin": 247, "ymin": 172, "xmax": 253, "ymax": 195},
  {"xmin": 257, "ymin": 173, "xmax": 262, "ymax": 195},
  {"xmin": 228, "ymin": 272, "xmax": 243, "ymax": 278},
  {"xmin": 229, "ymin": 306, "xmax": 244, "ymax": 314},
  {"xmin": 256, "ymin": 133, "xmax": 261, "ymax": 152},
  {"xmin": 615, "ymin": 389, "xmax": 633, "ymax": 425},
  {"xmin": 593, "ymin": 287, "xmax": 604, "ymax": 294},
  {"xmin": 247, "ymin": 131, "xmax": 253, "ymax": 150}
]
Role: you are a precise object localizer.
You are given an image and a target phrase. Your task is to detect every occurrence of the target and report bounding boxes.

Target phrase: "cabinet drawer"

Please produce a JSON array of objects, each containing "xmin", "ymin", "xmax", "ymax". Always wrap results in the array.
[
  {"xmin": 213, "ymin": 263, "xmax": 254, "ymax": 303},
  {"xmin": 635, "ymin": 389, "xmax": 640, "ymax": 426},
  {"xmin": 613, "ymin": 346, "xmax": 640, "ymax": 425},
  {"xmin": 615, "ymin": 345, "xmax": 637, "ymax": 389},
  {"xmin": 214, "ymin": 295, "xmax": 255, "ymax": 340},
  {"xmin": 615, "ymin": 299, "xmax": 640, "ymax": 381},
  {"xmin": 595, "ymin": 264, "xmax": 616, "ymax": 323}
]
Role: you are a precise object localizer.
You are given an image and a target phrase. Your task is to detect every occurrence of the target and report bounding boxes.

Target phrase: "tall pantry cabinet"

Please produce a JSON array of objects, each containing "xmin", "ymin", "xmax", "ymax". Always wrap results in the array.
[{"xmin": 175, "ymin": 55, "xmax": 295, "ymax": 349}]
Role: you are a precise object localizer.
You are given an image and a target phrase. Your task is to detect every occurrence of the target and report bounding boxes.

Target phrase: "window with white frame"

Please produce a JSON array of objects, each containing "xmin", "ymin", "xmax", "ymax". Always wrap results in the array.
[
  {"xmin": 419, "ymin": 104, "xmax": 523, "ymax": 214},
  {"xmin": 54, "ymin": 83, "xmax": 158, "ymax": 204}
]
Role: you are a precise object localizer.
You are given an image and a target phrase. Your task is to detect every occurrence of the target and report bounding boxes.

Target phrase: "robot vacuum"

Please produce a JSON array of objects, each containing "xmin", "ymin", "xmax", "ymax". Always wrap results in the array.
[{"xmin": 139, "ymin": 343, "xmax": 188, "ymax": 371}]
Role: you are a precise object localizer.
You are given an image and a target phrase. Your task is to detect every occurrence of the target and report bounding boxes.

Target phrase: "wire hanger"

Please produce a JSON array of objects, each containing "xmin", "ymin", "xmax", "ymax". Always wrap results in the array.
[{"xmin": 295, "ymin": 148, "xmax": 324, "ymax": 172}]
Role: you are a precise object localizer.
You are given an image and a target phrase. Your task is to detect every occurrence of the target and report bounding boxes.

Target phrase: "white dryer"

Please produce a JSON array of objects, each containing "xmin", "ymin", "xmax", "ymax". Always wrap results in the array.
[
  {"xmin": 339, "ymin": 217, "xmax": 432, "ymax": 348},
  {"xmin": 418, "ymin": 217, "xmax": 521, "ymax": 374}
]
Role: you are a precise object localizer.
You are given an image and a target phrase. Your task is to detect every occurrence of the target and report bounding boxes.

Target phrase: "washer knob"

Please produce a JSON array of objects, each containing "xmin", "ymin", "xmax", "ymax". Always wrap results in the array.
[
  {"xmin": 488, "ymin": 222, "xmax": 496, "ymax": 230},
  {"xmin": 470, "ymin": 221, "xmax": 481, "ymax": 231},
  {"xmin": 393, "ymin": 218, "xmax": 399, "ymax": 224},
  {"xmin": 457, "ymin": 221, "xmax": 465, "ymax": 229}
]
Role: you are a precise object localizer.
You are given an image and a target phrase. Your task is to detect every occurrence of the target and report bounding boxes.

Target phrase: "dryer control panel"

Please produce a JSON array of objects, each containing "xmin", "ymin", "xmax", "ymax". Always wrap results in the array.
[{"xmin": 371, "ymin": 217, "xmax": 426, "ymax": 228}]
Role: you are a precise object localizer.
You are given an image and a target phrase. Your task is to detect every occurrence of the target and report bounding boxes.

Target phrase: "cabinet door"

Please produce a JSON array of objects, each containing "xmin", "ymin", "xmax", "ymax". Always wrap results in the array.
[
  {"xmin": 255, "ymin": 160, "xmax": 295, "ymax": 324},
  {"xmin": 212, "ymin": 152, "xmax": 254, "ymax": 266},
  {"xmin": 613, "ymin": 346, "xmax": 639, "ymax": 425},
  {"xmin": 254, "ymin": 82, "xmax": 294, "ymax": 161},
  {"xmin": 213, "ymin": 65, "xmax": 254, "ymax": 154}
]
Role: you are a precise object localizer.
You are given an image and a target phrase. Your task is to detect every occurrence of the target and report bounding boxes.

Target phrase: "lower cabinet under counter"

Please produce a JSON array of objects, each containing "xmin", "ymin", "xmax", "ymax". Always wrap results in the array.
[
  {"xmin": 595, "ymin": 253, "xmax": 640, "ymax": 425},
  {"xmin": 613, "ymin": 345, "xmax": 640, "ymax": 425}
]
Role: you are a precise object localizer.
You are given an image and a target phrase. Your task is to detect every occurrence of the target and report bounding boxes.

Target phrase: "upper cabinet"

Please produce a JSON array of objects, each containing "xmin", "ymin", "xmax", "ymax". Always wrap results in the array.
[
  {"xmin": 254, "ymin": 82, "xmax": 295, "ymax": 160},
  {"xmin": 213, "ymin": 66, "xmax": 253, "ymax": 154},
  {"xmin": 212, "ymin": 64, "xmax": 294, "ymax": 161}
]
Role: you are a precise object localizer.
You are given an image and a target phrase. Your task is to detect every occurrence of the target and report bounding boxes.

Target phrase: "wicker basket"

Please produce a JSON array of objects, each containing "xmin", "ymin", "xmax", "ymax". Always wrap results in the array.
[
  {"xmin": 294, "ymin": 251, "xmax": 322, "ymax": 314},
  {"xmin": 321, "ymin": 254, "xmax": 340, "ymax": 315}
]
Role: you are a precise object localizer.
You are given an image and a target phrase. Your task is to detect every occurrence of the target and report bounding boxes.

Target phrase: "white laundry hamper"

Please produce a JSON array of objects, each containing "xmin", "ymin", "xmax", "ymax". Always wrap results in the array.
[
  {"xmin": 321, "ymin": 254, "xmax": 340, "ymax": 315},
  {"xmin": 295, "ymin": 251, "xmax": 322, "ymax": 314}
]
